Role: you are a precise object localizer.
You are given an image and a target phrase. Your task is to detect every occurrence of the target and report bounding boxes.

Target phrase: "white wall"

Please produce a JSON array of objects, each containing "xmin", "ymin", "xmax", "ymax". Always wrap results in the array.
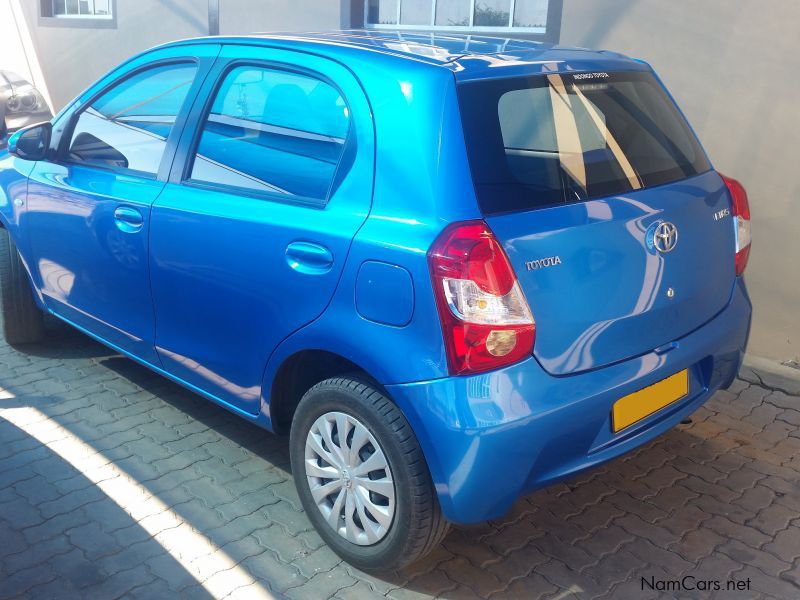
[
  {"xmin": 0, "ymin": 0, "xmax": 52, "ymax": 110},
  {"xmin": 15, "ymin": 0, "xmax": 210, "ymax": 111},
  {"xmin": 0, "ymin": 2, "xmax": 32, "ymax": 80},
  {"xmin": 219, "ymin": 0, "xmax": 341, "ymax": 34},
  {"xmin": 562, "ymin": 0, "xmax": 800, "ymax": 365},
  {"xmin": 14, "ymin": 0, "xmax": 345, "ymax": 111}
]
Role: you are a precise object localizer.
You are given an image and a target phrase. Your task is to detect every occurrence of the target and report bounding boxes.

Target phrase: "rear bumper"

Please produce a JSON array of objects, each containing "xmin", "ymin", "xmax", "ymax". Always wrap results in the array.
[{"xmin": 386, "ymin": 279, "xmax": 752, "ymax": 524}]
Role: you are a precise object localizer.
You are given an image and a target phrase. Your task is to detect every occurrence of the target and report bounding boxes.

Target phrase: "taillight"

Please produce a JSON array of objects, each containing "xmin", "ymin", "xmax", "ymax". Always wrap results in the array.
[
  {"xmin": 428, "ymin": 221, "xmax": 535, "ymax": 375},
  {"xmin": 720, "ymin": 174, "xmax": 751, "ymax": 276}
]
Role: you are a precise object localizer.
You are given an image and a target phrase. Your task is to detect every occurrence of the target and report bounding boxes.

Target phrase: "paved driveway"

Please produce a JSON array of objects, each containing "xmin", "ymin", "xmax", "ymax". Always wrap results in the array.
[{"xmin": 0, "ymin": 319, "xmax": 798, "ymax": 599}]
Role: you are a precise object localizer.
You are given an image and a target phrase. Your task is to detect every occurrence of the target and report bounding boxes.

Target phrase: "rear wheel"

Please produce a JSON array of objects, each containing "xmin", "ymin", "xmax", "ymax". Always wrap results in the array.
[
  {"xmin": 290, "ymin": 377, "xmax": 449, "ymax": 571},
  {"xmin": 0, "ymin": 229, "xmax": 44, "ymax": 345}
]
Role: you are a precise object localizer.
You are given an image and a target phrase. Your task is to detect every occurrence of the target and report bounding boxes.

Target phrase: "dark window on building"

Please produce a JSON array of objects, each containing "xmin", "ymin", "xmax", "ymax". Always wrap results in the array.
[
  {"xmin": 40, "ymin": 0, "xmax": 116, "ymax": 28},
  {"xmin": 366, "ymin": 0, "xmax": 550, "ymax": 33},
  {"xmin": 43, "ymin": 0, "xmax": 112, "ymax": 18}
]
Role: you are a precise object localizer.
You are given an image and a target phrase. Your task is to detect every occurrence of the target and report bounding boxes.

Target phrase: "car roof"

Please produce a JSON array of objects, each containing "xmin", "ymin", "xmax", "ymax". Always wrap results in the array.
[{"xmin": 161, "ymin": 29, "xmax": 648, "ymax": 81}]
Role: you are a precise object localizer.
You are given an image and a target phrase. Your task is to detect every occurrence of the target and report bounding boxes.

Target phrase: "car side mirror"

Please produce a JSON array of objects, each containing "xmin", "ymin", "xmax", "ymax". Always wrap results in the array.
[{"xmin": 8, "ymin": 122, "xmax": 52, "ymax": 160}]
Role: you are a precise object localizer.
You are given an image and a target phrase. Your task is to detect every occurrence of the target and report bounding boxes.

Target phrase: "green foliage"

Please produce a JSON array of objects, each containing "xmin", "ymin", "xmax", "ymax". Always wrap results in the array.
[{"xmin": 474, "ymin": 4, "xmax": 510, "ymax": 27}]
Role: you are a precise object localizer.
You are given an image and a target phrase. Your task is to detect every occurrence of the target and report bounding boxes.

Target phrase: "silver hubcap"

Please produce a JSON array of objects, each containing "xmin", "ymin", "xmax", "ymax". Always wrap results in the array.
[{"xmin": 304, "ymin": 411, "xmax": 395, "ymax": 545}]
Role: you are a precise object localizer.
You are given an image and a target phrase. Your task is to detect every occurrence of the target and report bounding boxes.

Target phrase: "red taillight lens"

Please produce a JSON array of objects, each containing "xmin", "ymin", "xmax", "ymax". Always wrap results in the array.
[
  {"xmin": 720, "ymin": 174, "xmax": 751, "ymax": 276},
  {"xmin": 428, "ymin": 221, "xmax": 535, "ymax": 375}
]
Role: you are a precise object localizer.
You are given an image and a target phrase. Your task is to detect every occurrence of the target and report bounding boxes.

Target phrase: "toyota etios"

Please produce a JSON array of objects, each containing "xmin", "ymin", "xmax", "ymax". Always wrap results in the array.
[{"xmin": 0, "ymin": 32, "xmax": 752, "ymax": 570}]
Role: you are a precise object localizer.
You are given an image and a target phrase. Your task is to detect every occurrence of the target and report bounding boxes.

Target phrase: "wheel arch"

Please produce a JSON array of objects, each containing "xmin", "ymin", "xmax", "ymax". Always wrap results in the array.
[{"xmin": 265, "ymin": 348, "xmax": 389, "ymax": 435}]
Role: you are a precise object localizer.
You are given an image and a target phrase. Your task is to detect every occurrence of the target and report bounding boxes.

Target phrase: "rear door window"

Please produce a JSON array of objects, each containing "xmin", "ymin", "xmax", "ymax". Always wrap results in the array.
[
  {"xmin": 458, "ymin": 71, "xmax": 712, "ymax": 215},
  {"xmin": 188, "ymin": 66, "xmax": 351, "ymax": 202}
]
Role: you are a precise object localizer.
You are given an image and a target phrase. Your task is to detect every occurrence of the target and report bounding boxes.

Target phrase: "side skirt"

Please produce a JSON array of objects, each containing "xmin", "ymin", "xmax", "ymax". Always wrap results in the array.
[{"xmin": 48, "ymin": 309, "xmax": 267, "ymax": 425}]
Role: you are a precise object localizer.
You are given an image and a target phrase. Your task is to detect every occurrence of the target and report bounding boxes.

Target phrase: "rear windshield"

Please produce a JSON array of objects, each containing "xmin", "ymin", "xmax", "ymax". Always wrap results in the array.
[{"xmin": 457, "ymin": 71, "xmax": 712, "ymax": 215}]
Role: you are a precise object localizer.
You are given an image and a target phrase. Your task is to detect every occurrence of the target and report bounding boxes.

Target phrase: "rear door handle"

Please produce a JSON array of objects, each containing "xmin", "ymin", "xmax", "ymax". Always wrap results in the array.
[
  {"xmin": 114, "ymin": 206, "xmax": 144, "ymax": 233},
  {"xmin": 285, "ymin": 241, "xmax": 334, "ymax": 274}
]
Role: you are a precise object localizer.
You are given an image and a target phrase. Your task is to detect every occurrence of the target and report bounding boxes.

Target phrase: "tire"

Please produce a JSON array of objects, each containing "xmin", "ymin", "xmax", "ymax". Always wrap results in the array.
[
  {"xmin": 0, "ymin": 228, "xmax": 44, "ymax": 345},
  {"xmin": 290, "ymin": 377, "xmax": 450, "ymax": 571}
]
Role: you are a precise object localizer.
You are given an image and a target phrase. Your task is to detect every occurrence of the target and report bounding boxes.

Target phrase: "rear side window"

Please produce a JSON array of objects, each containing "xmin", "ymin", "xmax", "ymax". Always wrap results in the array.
[
  {"xmin": 67, "ymin": 63, "xmax": 197, "ymax": 175},
  {"xmin": 458, "ymin": 71, "xmax": 712, "ymax": 215},
  {"xmin": 188, "ymin": 66, "xmax": 351, "ymax": 202}
]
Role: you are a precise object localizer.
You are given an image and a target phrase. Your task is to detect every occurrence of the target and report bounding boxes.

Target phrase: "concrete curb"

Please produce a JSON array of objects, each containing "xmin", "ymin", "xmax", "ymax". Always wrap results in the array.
[
  {"xmin": 742, "ymin": 354, "xmax": 800, "ymax": 396},
  {"xmin": 744, "ymin": 355, "xmax": 800, "ymax": 380}
]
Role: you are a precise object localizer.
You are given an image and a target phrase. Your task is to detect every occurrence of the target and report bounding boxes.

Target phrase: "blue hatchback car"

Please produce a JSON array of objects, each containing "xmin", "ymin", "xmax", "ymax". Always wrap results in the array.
[{"xmin": 0, "ymin": 32, "xmax": 752, "ymax": 570}]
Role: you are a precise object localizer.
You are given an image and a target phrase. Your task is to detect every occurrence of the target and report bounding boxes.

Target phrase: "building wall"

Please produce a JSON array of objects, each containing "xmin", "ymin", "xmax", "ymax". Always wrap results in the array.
[
  {"xmin": 1, "ymin": 1, "xmax": 53, "ymax": 109},
  {"xmin": 17, "ymin": 0, "xmax": 209, "ymax": 110},
  {"xmin": 219, "ymin": 0, "xmax": 341, "ymax": 34},
  {"xmin": 16, "ymin": 0, "xmax": 344, "ymax": 111},
  {"xmin": 560, "ymin": 0, "xmax": 800, "ymax": 364},
  {"xmin": 0, "ymin": 2, "xmax": 34, "ymax": 83}
]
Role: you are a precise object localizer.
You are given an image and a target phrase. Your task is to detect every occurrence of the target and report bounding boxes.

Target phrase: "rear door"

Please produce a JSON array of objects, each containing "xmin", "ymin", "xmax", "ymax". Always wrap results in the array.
[
  {"xmin": 458, "ymin": 70, "xmax": 735, "ymax": 375},
  {"xmin": 149, "ymin": 45, "xmax": 374, "ymax": 415}
]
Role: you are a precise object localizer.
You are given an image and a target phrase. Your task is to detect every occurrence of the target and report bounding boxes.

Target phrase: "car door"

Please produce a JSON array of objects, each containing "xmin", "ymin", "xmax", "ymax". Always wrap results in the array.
[
  {"xmin": 149, "ymin": 45, "xmax": 375, "ymax": 415},
  {"xmin": 24, "ymin": 46, "xmax": 219, "ymax": 363}
]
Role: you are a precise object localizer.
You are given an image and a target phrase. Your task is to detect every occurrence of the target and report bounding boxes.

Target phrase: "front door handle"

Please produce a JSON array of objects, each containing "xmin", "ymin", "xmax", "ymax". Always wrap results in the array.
[
  {"xmin": 285, "ymin": 241, "xmax": 334, "ymax": 274},
  {"xmin": 114, "ymin": 206, "xmax": 144, "ymax": 233}
]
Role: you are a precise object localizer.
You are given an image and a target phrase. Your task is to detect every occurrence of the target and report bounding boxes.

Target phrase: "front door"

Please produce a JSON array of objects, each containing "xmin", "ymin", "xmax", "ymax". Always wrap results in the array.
[
  {"xmin": 25, "ymin": 58, "xmax": 207, "ymax": 362},
  {"xmin": 149, "ymin": 47, "xmax": 375, "ymax": 415}
]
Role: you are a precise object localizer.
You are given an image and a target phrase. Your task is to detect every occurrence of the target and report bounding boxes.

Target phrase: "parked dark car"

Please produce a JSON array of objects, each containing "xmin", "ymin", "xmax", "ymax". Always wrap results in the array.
[{"xmin": 0, "ymin": 70, "xmax": 52, "ymax": 138}]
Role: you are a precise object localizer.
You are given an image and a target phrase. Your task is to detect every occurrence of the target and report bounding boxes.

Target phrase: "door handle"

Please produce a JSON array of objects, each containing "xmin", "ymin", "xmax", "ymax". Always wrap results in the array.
[
  {"xmin": 285, "ymin": 241, "xmax": 334, "ymax": 275},
  {"xmin": 114, "ymin": 206, "xmax": 144, "ymax": 233}
]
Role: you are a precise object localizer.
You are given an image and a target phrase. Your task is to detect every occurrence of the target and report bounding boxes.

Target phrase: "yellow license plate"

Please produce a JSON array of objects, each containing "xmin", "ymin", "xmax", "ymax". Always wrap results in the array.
[{"xmin": 612, "ymin": 369, "xmax": 689, "ymax": 433}]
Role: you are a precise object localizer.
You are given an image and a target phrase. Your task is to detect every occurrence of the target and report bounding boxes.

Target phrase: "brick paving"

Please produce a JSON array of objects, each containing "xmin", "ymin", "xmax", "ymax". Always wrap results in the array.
[{"xmin": 0, "ymin": 319, "xmax": 798, "ymax": 599}]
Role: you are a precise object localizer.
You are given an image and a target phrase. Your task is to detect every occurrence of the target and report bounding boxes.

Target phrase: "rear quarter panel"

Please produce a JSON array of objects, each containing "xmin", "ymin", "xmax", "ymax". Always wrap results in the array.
[{"xmin": 259, "ymin": 58, "xmax": 480, "ymax": 425}]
